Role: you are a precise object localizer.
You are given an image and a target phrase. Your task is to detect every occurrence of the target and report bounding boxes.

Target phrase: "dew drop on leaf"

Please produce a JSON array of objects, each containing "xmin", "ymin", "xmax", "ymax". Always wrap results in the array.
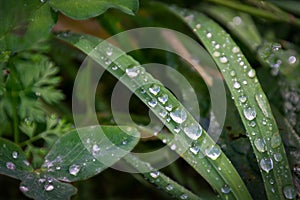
[
  {"xmin": 189, "ymin": 145, "xmax": 200, "ymax": 155},
  {"xmin": 44, "ymin": 184, "xmax": 54, "ymax": 191},
  {"xmin": 205, "ymin": 146, "xmax": 221, "ymax": 160},
  {"xmin": 260, "ymin": 158, "xmax": 274, "ymax": 173},
  {"xmin": 232, "ymin": 46, "xmax": 240, "ymax": 53},
  {"xmin": 183, "ymin": 122, "xmax": 202, "ymax": 140},
  {"xmin": 159, "ymin": 109, "xmax": 168, "ymax": 118},
  {"xmin": 6, "ymin": 162, "xmax": 16, "ymax": 170},
  {"xmin": 221, "ymin": 184, "xmax": 231, "ymax": 194},
  {"xmin": 19, "ymin": 185, "xmax": 29, "ymax": 192},
  {"xmin": 243, "ymin": 107, "xmax": 256, "ymax": 121},
  {"xmin": 158, "ymin": 94, "xmax": 168, "ymax": 104},
  {"xmin": 239, "ymin": 96, "xmax": 247, "ymax": 103},
  {"xmin": 220, "ymin": 56, "xmax": 228, "ymax": 63},
  {"xmin": 148, "ymin": 98, "xmax": 158, "ymax": 108},
  {"xmin": 170, "ymin": 107, "xmax": 187, "ymax": 124},
  {"xmin": 125, "ymin": 65, "xmax": 140, "ymax": 78},
  {"xmin": 274, "ymin": 153, "xmax": 282, "ymax": 162},
  {"xmin": 149, "ymin": 84, "xmax": 160, "ymax": 95},
  {"xmin": 165, "ymin": 104, "xmax": 173, "ymax": 111},
  {"xmin": 206, "ymin": 32, "xmax": 212, "ymax": 39},
  {"xmin": 166, "ymin": 184, "xmax": 173, "ymax": 191},
  {"xmin": 255, "ymin": 94, "xmax": 269, "ymax": 117},
  {"xmin": 233, "ymin": 81, "xmax": 241, "ymax": 89},
  {"xmin": 150, "ymin": 171, "xmax": 160, "ymax": 179},
  {"xmin": 69, "ymin": 164, "xmax": 81, "ymax": 176},
  {"xmin": 106, "ymin": 46, "xmax": 113, "ymax": 56},
  {"xmin": 247, "ymin": 69, "xmax": 256, "ymax": 78},
  {"xmin": 270, "ymin": 134, "xmax": 281, "ymax": 148},
  {"xmin": 283, "ymin": 185, "xmax": 296, "ymax": 199},
  {"xmin": 288, "ymin": 56, "xmax": 296, "ymax": 64},
  {"xmin": 180, "ymin": 193, "xmax": 188, "ymax": 199},
  {"xmin": 12, "ymin": 151, "xmax": 18, "ymax": 159},
  {"xmin": 254, "ymin": 138, "xmax": 266, "ymax": 152}
]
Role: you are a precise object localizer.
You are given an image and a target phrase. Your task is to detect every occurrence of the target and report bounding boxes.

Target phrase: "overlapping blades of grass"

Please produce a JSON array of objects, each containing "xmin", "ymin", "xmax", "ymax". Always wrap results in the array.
[
  {"xmin": 57, "ymin": 32, "xmax": 252, "ymax": 199},
  {"xmin": 166, "ymin": 5, "xmax": 296, "ymax": 200}
]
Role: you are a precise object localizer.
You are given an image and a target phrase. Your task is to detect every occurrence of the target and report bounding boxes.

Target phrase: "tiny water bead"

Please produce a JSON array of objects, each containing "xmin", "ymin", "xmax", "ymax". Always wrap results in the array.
[
  {"xmin": 93, "ymin": 144, "xmax": 100, "ymax": 152},
  {"xmin": 221, "ymin": 184, "xmax": 231, "ymax": 194},
  {"xmin": 158, "ymin": 94, "xmax": 168, "ymax": 104},
  {"xmin": 206, "ymin": 32, "xmax": 212, "ymax": 38},
  {"xmin": 183, "ymin": 122, "xmax": 202, "ymax": 140},
  {"xmin": 239, "ymin": 95, "xmax": 247, "ymax": 103},
  {"xmin": 6, "ymin": 162, "xmax": 16, "ymax": 170},
  {"xmin": 243, "ymin": 107, "xmax": 257, "ymax": 121},
  {"xmin": 19, "ymin": 185, "xmax": 29, "ymax": 192},
  {"xmin": 189, "ymin": 145, "xmax": 200, "ymax": 155},
  {"xmin": 283, "ymin": 185, "xmax": 297, "ymax": 199},
  {"xmin": 125, "ymin": 65, "xmax": 140, "ymax": 78},
  {"xmin": 111, "ymin": 65, "xmax": 118, "ymax": 71},
  {"xmin": 260, "ymin": 158, "xmax": 274, "ymax": 173},
  {"xmin": 232, "ymin": 46, "xmax": 240, "ymax": 53},
  {"xmin": 233, "ymin": 81, "xmax": 241, "ymax": 89},
  {"xmin": 106, "ymin": 46, "xmax": 113, "ymax": 56},
  {"xmin": 12, "ymin": 151, "xmax": 18, "ymax": 159},
  {"xmin": 150, "ymin": 171, "xmax": 160, "ymax": 179},
  {"xmin": 288, "ymin": 56, "xmax": 297, "ymax": 64},
  {"xmin": 254, "ymin": 138, "xmax": 267, "ymax": 152},
  {"xmin": 165, "ymin": 104, "xmax": 173, "ymax": 111},
  {"xmin": 149, "ymin": 84, "xmax": 160, "ymax": 95},
  {"xmin": 213, "ymin": 51, "xmax": 221, "ymax": 57},
  {"xmin": 159, "ymin": 109, "xmax": 168, "ymax": 118},
  {"xmin": 69, "ymin": 164, "xmax": 81, "ymax": 176},
  {"xmin": 205, "ymin": 146, "xmax": 221, "ymax": 160},
  {"xmin": 170, "ymin": 107, "xmax": 187, "ymax": 124},
  {"xmin": 44, "ymin": 184, "xmax": 54, "ymax": 191}
]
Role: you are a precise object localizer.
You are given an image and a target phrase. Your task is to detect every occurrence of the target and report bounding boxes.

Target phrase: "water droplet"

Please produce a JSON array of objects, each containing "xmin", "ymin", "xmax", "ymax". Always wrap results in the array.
[
  {"xmin": 215, "ymin": 44, "xmax": 220, "ymax": 49},
  {"xmin": 44, "ymin": 184, "xmax": 54, "ymax": 191},
  {"xmin": 150, "ymin": 171, "xmax": 160, "ymax": 179},
  {"xmin": 166, "ymin": 184, "xmax": 173, "ymax": 191},
  {"xmin": 149, "ymin": 84, "xmax": 160, "ymax": 95},
  {"xmin": 196, "ymin": 24, "xmax": 201, "ymax": 29},
  {"xmin": 189, "ymin": 145, "xmax": 200, "ymax": 155},
  {"xmin": 184, "ymin": 14, "xmax": 194, "ymax": 24},
  {"xmin": 247, "ymin": 69, "xmax": 256, "ymax": 78},
  {"xmin": 106, "ymin": 47, "xmax": 113, "ymax": 56},
  {"xmin": 254, "ymin": 138, "xmax": 266, "ymax": 152},
  {"xmin": 69, "ymin": 164, "xmax": 81, "ymax": 176},
  {"xmin": 230, "ymin": 70, "xmax": 236, "ymax": 77},
  {"xmin": 260, "ymin": 158, "xmax": 273, "ymax": 173},
  {"xmin": 56, "ymin": 166, "xmax": 61, "ymax": 170},
  {"xmin": 239, "ymin": 96, "xmax": 247, "ymax": 103},
  {"xmin": 158, "ymin": 94, "xmax": 168, "ymax": 104},
  {"xmin": 12, "ymin": 151, "xmax": 18, "ymax": 159},
  {"xmin": 288, "ymin": 56, "xmax": 297, "ymax": 64},
  {"xmin": 180, "ymin": 193, "xmax": 188, "ymax": 199},
  {"xmin": 148, "ymin": 98, "xmax": 158, "ymax": 108},
  {"xmin": 220, "ymin": 56, "xmax": 228, "ymax": 63},
  {"xmin": 93, "ymin": 144, "xmax": 100, "ymax": 152},
  {"xmin": 126, "ymin": 66, "xmax": 140, "ymax": 78},
  {"xmin": 232, "ymin": 46, "xmax": 240, "ymax": 53},
  {"xmin": 271, "ymin": 134, "xmax": 281, "ymax": 148},
  {"xmin": 233, "ymin": 81, "xmax": 241, "ymax": 89},
  {"xmin": 170, "ymin": 144, "xmax": 176, "ymax": 150},
  {"xmin": 19, "ymin": 185, "xmax": 29, "ymax": 192},
  {"xmin": 165, "ymin": 104, "xmax": 173, "ymax": 111},
  {"xmin": 6, "ymin": 162, "xmax": 16, "ymax": 170},
  {"xmin": 183, "ymin": 122, "xmax": 202, "ymax": 140},
  {"xmin": 283, "ymin": 185, "xmax": 296, "ymax": 199},
  {"xmin": 233, "ymin": 16, "xmax": 242, "ymax": 25},
  {"xmin": 213, "ymin": 51, "xmax": 221, "ymax": 57},
  {"xmin": 272, "ymin": 43, "xmax": 281, "ymax": 51},
  {"xmin": 111, "ymin": 65, "xmax": 118, "ymax": 70},
  {"xmin": 159, "ymin": 109, "xmax": 168, "ymax": 118},
  {"xmin": 206, "ymin": 32, "xmax": 212, "ymax": 38},
  {"xmin": 255, "ymin": 94, "xmax": 269, "ymax": 117},
  {"xmin": 40, "ymin": 0, "xmax": 46, "ymax": 3},
  {"xmin": 221, "ymin": 184, "xmax": 231, "ymax": 194},
  {"xmin": 243, "ymin": 107, "xmax": 256, "ymax": 121},
  {"xmin": 274, "ymin": 153, "xmax": 282, "ymax": 162},
  {"xmin": 205, "ymin": 146, "xmax": 221, "ymax": 160},
  {"xmin": 170, "ymin": 107, "xmax": 187, "ymax": 124}
]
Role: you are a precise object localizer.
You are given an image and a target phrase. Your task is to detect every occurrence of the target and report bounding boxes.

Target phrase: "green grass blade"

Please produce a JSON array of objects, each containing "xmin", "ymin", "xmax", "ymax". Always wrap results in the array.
[
  {"xmin": 166, "ymin": 6, "xmax": 296, "ymax": 200},
  {"xmin": 57, "ymin": 32, "xmax": 252, "ymax": 200},
  {"xmin": 123, "ymin": 154, "xmax": 203, "ymax": 200}
]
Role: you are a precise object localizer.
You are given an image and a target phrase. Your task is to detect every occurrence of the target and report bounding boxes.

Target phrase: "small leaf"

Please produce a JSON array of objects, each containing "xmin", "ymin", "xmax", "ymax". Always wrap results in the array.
[
  {"xmin": 0, "ymin": 138, "xmax": 33, "ymax": 179},
  {"xmin": 49, "ymin": 0, "xmax": 139, "ymax": 20},
  {"xmin": 42, "ymin": 125, "xmax": 140, "ymax": 182}
]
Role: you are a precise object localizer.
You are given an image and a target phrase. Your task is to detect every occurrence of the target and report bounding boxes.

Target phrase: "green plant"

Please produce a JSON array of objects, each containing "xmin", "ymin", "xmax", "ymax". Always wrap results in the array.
[{"xmin": 1, "ymin": 0, "xmax": 299, "ymax": 199}]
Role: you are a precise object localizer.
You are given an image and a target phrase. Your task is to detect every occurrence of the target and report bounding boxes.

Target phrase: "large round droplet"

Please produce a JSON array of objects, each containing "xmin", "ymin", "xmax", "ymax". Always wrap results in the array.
[
  {"xmin": 44, "ymin": 184, "xmax": 54, "ymax": 191},
  {"xmin": 243, "ymin": 107, "xmax": 256, "ymax": 121},
  {"xmin": 254, "ymin": 138, "xmax": 266, "ymax": 152},
  {"xmin": 69, "ymin": 164, "xmax": 81, "ymax": 176},
  {"xmin": 170, "ymin": 107, "xmax": 187, "ymax": 124},
  {"xmin": 125, "ymin": 65, "xmax": 140, "ymax": 78},
  {"xmin": 221, "ymin": 184, "xmax": 231, "ymax": 194},
  {"xmin": 247, "ymin": 69, "xmax": 256, "ymax": 78},
  {"xmin": 12, "ymin": 151, "xmax": 18, "ymax": 159},
  {"xmin": 274, "ymin": 153, "xmax": 282, "ymax": 162},
  {"xmin": 283, "ymin": 185, "xmax": 296, "ymax": 199},
  {"xmin": 205, "ymin": 146, "xmax": 221, "ymax": 160},
  {"xmin": 220, "ymin": 56, "xmax": 228, "ymax": 63},
  {"xmin": 183, "ymin": 122, "xmax": 202, "ymax": 140},
  {"xmin": 260, "ymin": 158, "xmax": 273, "ymax": 173}
]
